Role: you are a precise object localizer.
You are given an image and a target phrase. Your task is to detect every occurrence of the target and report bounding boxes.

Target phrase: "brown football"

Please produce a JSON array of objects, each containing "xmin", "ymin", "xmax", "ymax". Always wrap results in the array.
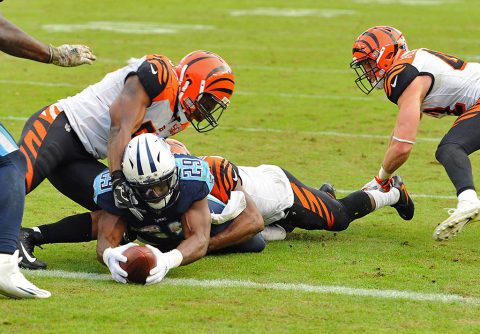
[{"xmin": 119, "ymin": 246, "xmax": 157, "ymax": 284}]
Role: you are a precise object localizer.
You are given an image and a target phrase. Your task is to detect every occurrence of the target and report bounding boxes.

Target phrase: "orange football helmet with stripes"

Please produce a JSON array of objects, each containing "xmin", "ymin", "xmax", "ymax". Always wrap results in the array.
[
  {"xmin": 350, "ymin": 26, "xmax": 408, "ymax": 94},
  {"xmin": 176, "ymin": 50, "xmax": 235, "ymax": 132}
]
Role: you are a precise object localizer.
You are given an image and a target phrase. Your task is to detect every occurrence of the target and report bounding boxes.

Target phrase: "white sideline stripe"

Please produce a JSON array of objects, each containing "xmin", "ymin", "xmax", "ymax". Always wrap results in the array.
[
  {"xmin": 0, "ymin": 116, "xmax": 442, "ymax": 143},
  {"xmin": 220, "ymin": 126, "xmax": 442, "ymax": 143},
  {"xmin": 354, "ymin": 0, "xmax": 459, "ymax": 4},
  {"xmin": 42, "ymin": 22, "xmax": 213, "ymax": 34},
  {"xmin": 336, "ymin": 189, "xmax": 456, "ymax": 200},
  {"xmin": 230, "ymin": 8, "xmax": 355, "ymax": 18},
  {"xmin": 0, "ymin": 79, "xmax": 375, "ymax": 102},
  {"xmin": 25, "ymin": 269, "xmax": 478, "ymax": 304}
]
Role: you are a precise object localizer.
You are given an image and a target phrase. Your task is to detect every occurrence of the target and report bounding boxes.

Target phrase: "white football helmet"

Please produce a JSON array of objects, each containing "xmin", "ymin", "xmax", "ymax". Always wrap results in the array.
[{"xmin": 122, "ymin": 133, "xmax": 179, "ymax": 210}]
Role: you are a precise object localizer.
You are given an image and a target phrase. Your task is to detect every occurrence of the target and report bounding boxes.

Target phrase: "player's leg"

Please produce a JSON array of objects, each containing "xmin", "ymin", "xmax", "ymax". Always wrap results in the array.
[
  {"xmin": 19, "ymin": 105, "xmax": 100, "ymax": 197},
  {"xmin": 434, "ymin": 103, "xmax": 480, "ymax": 240},
  {"xmin": 0, "ymin": 127, "xmax": 50, "ymax": 298},
  {"xmin": 281, "ymin": 170, "xmax": 412, "ymax": 232},
  {"xmin": 18, "ymin": 160, "xmax": 106, "ymax": 269}
]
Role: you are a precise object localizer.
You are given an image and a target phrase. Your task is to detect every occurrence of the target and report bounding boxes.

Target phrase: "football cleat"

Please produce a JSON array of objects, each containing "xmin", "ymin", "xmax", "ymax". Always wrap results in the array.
[
  {"xmin": 260, "ymin": 224, "xmax": 287, "ymax": 241},
  {"xmin": 390, "ymin": 176, "xmax": 414, "ymax": 220},
  {"xmin": 433, "ymin": 200, "xmax": 480, "ymax": 241},
  {"xmin": 17, "ymin": 228, "xmax": 47, "ymax": 270},
  {"xmin": 319, "ymin": 183, "xmax": 336, "ymax": 199},
  {"xmin": 0, "ymin": 250, "xmax": 51, "ymax": 299}
]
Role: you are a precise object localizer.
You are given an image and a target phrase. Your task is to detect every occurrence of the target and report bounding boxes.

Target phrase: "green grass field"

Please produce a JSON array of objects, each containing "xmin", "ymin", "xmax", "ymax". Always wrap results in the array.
[{"xmin": 2, "ymin": 0, "xmax": 480, "ymax": 333}]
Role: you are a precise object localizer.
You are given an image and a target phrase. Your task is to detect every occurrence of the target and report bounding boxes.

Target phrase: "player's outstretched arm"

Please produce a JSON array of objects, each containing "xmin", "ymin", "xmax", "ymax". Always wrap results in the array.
[
  {"xmin": 0, "ymin": 15, "xmax": 95, "ymax": 66},
  {"xmin": 95, "ymin": 210, "xmax": 127, "ymax": 264},
  {"xmin": 208, "ymin": 189, "xmax": 264, "ymax": 252},
  {"xmin": 178, "ymin": 197, "xmax": 211, "ymax": 264},
  {"xmin": 108, "ymin": 75, "xmax": 150, "ymax": 174},
  {"xmin": 144, "ymin": 198, "xmax": 211, "ymax": 285}
]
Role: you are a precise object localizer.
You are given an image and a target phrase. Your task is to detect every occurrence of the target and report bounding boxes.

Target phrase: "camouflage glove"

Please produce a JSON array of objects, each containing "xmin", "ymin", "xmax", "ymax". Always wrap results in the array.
[{"xmin": 49, "ymin": 44, "xmax": 96, "ymax": 67}]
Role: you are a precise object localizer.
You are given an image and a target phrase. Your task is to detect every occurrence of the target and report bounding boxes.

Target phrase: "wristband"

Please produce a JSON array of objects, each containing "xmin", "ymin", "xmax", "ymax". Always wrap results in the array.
[
  {"xmin": 164, "ymin": 249, "xmax": 183, "ymax": 269},
  {"xmin": 378, "ymin": 166, "xmax": 392, "ymax": 181}
]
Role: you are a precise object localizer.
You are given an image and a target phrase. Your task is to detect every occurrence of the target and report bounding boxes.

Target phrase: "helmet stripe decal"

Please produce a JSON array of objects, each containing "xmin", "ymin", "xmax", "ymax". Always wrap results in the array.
[
  {"xmin": 362, "ymin": 32, "xmax": 380, "ymax": 48},
  {"xmin": 136, "ymin": 139, "xmax": 144, "ymax": 176},
  {"xmin": 376, "ymin": 27, "xmax": 399, "ymax": 56},
  {"xmin": 210, "ymin": 88, "xmax": 233, "ymax": 94},
  {"xmin": 205, "ymin": 77, "xmax": 235, "ymax": 89},
  {"xmin": 185, "ymin": 56, "xmax": 216, "ymax": 68},
  {"xmin": 144, "ymin": 138, "xmax": 157, "ymax": 173},
  {"xmin": 206, "ymin": 66, "xmax": 232, "ymax": 79}
]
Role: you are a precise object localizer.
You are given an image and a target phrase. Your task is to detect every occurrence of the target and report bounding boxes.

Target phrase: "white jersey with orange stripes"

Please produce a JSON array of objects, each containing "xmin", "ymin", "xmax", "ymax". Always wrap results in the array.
[
  {"xmin": 238, "ymin": 165, "xmax": 294, "ymax": 225},
  {"xmin": 57, "ymin": 56, "xmax": 189, "ymax": 159},
  {"xmin": 384, "ymin": 48, "xmax": 480, "ymax": 118}
]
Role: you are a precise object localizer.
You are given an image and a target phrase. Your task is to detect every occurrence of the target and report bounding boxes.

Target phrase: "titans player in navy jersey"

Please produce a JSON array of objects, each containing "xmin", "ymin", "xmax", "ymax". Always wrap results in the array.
[{"xmin": 95, "ymin": 134, "xmax": 264, "ymax": 284}]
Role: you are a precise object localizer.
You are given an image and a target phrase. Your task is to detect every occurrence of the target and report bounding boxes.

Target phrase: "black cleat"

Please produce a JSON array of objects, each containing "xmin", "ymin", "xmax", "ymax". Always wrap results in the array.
[
  {"xmin": 391, "ymin": 176, "xmax": 414, "ymax": 221},
  {"xmin": 319, "ymin": 183, "xmax": 336, "ymax": 199},
  {"xmin": 17, "ymin": 228, "xmax": 47, "ymax": 270}
]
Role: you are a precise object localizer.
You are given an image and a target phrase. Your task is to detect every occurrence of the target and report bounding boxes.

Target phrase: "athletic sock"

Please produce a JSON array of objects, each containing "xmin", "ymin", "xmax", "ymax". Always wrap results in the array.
[
  {"xmin": 364, "ymin": 188, "xmax": 400, "ymax": 210},
  {"xmin": 38, "ymin": 213, "xmax": 93, "ymax": 244},
  {"xmin": 457, "ymin": 189, "xmax": 479, "ymax": 203}
]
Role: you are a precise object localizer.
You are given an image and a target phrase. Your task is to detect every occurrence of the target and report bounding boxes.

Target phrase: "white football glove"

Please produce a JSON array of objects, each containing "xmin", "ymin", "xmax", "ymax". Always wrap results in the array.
[
  {"xmin": 362, "ymin": 176, "xmax": 392, "ymax": 192},
  {"xmin": 145, "ymin": 245, "xmax": 170, "ymax": 285},
  {"xmin": 103, "ymin": 242, "xmax": 138, "ymax": 284},
  {"xmin": 50, "ymin": 44, "xmax": 96, "ymax": 67},
  {"xmin": 210, "ymin": 191, "xmax": 246, "ymax": 225}
]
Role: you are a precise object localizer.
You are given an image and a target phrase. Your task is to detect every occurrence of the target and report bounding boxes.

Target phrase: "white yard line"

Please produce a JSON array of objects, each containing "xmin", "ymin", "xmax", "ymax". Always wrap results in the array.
[{"xmin": 26, "ymin": 269, "xmax": 478, "ymax": 305}]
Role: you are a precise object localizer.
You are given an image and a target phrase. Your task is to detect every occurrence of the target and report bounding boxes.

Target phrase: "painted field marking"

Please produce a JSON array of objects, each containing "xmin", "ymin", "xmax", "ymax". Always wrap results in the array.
[
  {"xmin": 230, "ymin": 8, "xmax": 355, "ymax": 18},
  {"xmin": 42, "ymin": 22, "xmax": 213, "ymax": 34},
  {"xmin": 0, "ymin": 116, "xmax": 442, "ymax": 144},
  {"xmin": 26, "ymin": 269, "xmax": 478, "ymax": 305},
  {"xmin": 354, "ymin": 0, "xmax": 459, "ymax": 4}
]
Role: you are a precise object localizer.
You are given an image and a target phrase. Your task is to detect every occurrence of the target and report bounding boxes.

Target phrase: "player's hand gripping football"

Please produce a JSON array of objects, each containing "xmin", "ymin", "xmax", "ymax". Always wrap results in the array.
[
  {"xmin": 49, "ymin": 44, "xmax": 96, "ymax": 67},
  {"xmin": 111, "ymin": 170, "xmax": 146, "ymax": 221},
  {"xmin": 145, "ymin": 245, "xmax": 170, "ymax": 285},
  {"xmin": 103, "ymin": 243, "xmax": 139, "ymax": 284}
]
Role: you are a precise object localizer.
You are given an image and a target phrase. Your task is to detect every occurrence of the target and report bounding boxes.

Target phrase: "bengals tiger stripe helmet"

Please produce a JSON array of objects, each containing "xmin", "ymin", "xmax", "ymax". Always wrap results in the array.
[
  {"xmin": 176, "ymin": 50, "xmax": 235, "ymax": 132},
  {"xmin": 350, "ymin": 26, "xmax": 408, "ymax": 94}
]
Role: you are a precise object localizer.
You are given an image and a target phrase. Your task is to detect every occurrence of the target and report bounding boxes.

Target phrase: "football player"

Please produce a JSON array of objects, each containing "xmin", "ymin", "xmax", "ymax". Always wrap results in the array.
[
  {"xmin": 17, "ymin": 50, "xmax": 235, "ymax": 269},
  {"xmin": 0, "ymin": 13, "xmax": 95, "ymax": 299},
  {"xmin": 350, "ymin": 26, "xmax": 480, "ymax": 240},
  {"xmin": 94, "ymin": 134, "xmax": 264, "ymax": 284},
  {"xmin": 172, "ymin": 143, "xmax": 414, "ymax": 241}
]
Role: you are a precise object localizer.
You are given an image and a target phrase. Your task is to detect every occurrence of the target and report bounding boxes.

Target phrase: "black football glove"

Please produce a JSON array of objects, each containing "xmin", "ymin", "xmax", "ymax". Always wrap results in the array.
[{"xmin": 111, "ymin": 170, "xmax": 146, "ymax": 221}]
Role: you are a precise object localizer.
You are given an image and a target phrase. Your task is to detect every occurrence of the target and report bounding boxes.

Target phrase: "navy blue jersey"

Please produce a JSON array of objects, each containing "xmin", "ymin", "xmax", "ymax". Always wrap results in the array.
[{"xmin": 93, "ymin": 154, "xmax": 214, "ymax": 237}]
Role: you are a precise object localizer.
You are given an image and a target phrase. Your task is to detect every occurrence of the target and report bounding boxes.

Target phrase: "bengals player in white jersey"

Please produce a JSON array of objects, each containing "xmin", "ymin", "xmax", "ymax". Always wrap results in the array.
[
  {"xmin": 350, "ymin": 26, "xmax": 480, "ymax": 240},
  {"xmin": 170, "ymin": 140, "xmax": 414, "ymax": 241},
  {"xmin": 16, "ymin": 51, "xmax": 235, "ymax": 269}
]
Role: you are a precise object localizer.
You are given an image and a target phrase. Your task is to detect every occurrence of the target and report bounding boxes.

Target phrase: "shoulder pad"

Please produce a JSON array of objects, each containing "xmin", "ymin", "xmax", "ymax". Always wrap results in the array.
[
  {"xmin": 383, "ymin": 63, "xmax": 419, "ymax": 104},
  {"xmin": 201, "ymin": 156, "xmax": 240, "ymax": 204},
  {"xmin": 134, "ymin": 55, "xmax": 178, "ymax": 102}
]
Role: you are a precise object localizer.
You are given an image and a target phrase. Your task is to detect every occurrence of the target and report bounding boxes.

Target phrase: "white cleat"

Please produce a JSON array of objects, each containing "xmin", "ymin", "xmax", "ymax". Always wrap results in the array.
[
  {"xmin": 0, "ymin": 250, "xmax": 51, "ymax": 299},
  {"xmin": 261, "ymin": 224, "xmax": 287, "ymax": 241},
  {"xmin": 433, "ymin": 200, "xmax": 480, "ymax": 241}
]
